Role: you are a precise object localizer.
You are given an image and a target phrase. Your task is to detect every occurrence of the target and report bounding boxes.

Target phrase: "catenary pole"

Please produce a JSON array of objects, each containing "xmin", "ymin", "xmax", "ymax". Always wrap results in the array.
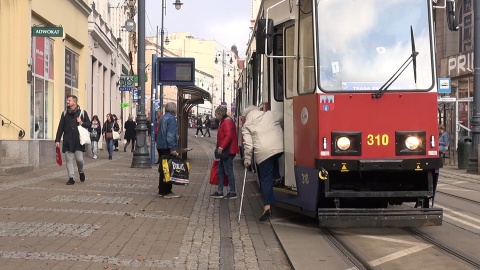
[{"xmin": 467, "ymin": 0, "xmax": 480, "ymax": 173}]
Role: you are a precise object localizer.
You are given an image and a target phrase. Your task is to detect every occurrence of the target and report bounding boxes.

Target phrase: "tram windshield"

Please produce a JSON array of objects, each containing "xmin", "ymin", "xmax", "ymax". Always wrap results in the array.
[{"xmin": 317, "ymin": 0, "xmax": 434, "ymax": 92}]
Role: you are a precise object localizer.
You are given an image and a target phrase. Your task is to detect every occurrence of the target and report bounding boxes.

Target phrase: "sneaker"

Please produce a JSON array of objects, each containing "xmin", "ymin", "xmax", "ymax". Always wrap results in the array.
[
  {"xmin": 114, "ymin": 149, "xmax": 119, "ymax": 152},
  {"xmin": 93, "ymin": 155, "xmax": 97, "ymax": 159},
  {"xmin": 201, "ymin": 135, "xmax": 204, "ymax": 137},
  {"xmin": 66, "ymin": 178, "xmax": 75, "ymax": 185},
  {"xmin": 210, "ymin": 192, "xmax": 224, "ymax": 198},
  {"xmin": 108, "ymin": 156, "xmax": 112, "ymax": 160},
  {"xmin": 224, "ymin": 193, "xmax": 237, "ymax": 199},
  {"xmin": 79, "ymin": 172, "xmax": 85, "ymax": 182},
  {"xmin": 195, "ymin": 135, "xmax": 198, "ymax": 137},
  {"xmin": 164, "ymin": 192, "xmax": 180, "ymax": 199}
]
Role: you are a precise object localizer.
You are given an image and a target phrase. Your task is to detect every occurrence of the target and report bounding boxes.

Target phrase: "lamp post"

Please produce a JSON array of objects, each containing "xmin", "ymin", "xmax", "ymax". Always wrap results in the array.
[
  {"xmin": 215, "ymin": 50, "xmax": 233, "ymax": 105},
  {"xmin": 131, "ymin": 0, "xmax": 150, "ymax": 168},
  {"xmin": 467, "ymin": 0, "xmax": 480, "ymax": 173}
]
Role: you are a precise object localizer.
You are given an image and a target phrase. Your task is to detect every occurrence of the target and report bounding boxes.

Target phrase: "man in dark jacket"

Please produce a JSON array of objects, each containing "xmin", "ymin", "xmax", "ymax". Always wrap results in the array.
[
  {"xmin": 55, "ymin": 95, "xmax": 91, "ymax": 185},
  {"xmin": 156, "ymin": 102, "xmax": 180, "ymax": 198}
]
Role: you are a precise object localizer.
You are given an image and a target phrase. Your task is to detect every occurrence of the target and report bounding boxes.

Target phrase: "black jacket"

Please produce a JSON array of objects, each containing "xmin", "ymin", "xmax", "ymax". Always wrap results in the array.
[
  {"xmin": 124, "ymin": 120, "xmax": 137, "ymax": 140},
  {"xmin": 196, "ymin": 118, "xmax": 203, "ymax": 127},
  {"xmin": 102, "ymin": 120, "xmax": 119, "ymax": 135},
  {"xmin": 89, "ymin": 122, "xmax": 102, "ymax": 142},
  {"xmin": 55, "ymin": 108, "xmax": 91, "ymax": 153}
]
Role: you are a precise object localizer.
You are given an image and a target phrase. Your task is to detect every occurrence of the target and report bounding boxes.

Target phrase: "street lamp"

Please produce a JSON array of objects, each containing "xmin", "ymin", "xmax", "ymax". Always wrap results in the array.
[
  {"xmin": 215, "ymin": 50, "xmax": 233, "ymax": 105},
  {"xmin": 133, "ymin": 0, "xmax": 182, "ymax": 168}
]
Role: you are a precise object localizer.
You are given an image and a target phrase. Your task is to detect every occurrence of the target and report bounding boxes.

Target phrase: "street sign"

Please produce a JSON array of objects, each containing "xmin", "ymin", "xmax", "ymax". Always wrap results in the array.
[
  {"xmin": 153, "ymin": 100, "xmax": 160, "ymax": 110},
  {"xmin": 119, "ymin": 75, "xmax": 135, "ymax": 91},
  {"xmin": 121, "ymin": 102, "xmax": 130, "ymax": 108},
  {"xmin": 438, "ymin": 78, "xmax": 451, "ymax": 94},
  {"xmin": 438, "ymin": 97, "xmax": 456, "ymax": 102},
  {"xmin": 32, "ymin": 26, "xmax": 63, "ymax": 37}
]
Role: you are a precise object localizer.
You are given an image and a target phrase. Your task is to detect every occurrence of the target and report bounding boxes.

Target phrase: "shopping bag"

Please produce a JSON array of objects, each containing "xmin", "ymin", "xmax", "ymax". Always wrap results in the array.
[
  {"xmin": 78, "ymin": 110, "xmax": 91, "ymax": 145},
  {"xmin": 161, "ymin": 155, "xmax": 190, "ymax": 185},
  {"xmin": 113, "ymin": 131, "xmax": 121, "ymax": 140},
  {"xmin": 209, "ymin": 160, "xmax": 229, "ymax": 186},
  {"xmin": 55, "ymin": 146, "xmax": 62, "ymax": 166}
]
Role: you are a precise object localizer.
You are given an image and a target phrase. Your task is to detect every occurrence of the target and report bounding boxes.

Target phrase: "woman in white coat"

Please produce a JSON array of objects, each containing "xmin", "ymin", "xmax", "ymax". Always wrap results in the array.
[{"xmin": 242, "ymin": 105, "xmax": 284, "ymax": 221}]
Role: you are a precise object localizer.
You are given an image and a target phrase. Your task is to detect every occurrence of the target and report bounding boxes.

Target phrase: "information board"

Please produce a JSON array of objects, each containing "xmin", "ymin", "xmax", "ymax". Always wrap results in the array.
[{"xmin": 156, "ymin": 57, "xmax": 195, "ymax": 86}]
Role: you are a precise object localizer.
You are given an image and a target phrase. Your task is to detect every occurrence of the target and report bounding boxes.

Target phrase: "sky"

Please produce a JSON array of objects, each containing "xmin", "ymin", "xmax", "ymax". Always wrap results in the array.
[{"xmin": 143, "ymin": 0, "xmax": 253, "ymax": 57}]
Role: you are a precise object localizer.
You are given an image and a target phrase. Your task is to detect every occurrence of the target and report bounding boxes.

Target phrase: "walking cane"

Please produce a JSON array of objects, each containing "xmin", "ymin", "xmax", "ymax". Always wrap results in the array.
[{"xmin": 238, "ymin": 168, "xmax": 248, "ymax": 221}]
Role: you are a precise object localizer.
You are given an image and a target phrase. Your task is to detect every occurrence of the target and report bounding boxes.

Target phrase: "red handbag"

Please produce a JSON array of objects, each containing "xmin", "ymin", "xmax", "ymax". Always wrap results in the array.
[{"xmin": 209, "ymin": 160, "xmax": 229, "ymax": 186}]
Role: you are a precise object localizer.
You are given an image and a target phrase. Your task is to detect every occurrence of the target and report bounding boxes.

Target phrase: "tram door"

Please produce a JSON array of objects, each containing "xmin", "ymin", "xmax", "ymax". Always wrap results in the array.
[{"xmin": 282, "ymin": 23, "xmax": 296, "ymax": 187}]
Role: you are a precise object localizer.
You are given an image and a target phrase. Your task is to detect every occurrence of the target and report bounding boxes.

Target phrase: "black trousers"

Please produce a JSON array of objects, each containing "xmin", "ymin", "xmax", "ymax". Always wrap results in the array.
[
  {"xmin": 196, "ymin": 127, "xmax": 203, "ymax": 135},
  {"xmin": 158, "ymin": 148, "xmax": 173, "ymax": 195}
]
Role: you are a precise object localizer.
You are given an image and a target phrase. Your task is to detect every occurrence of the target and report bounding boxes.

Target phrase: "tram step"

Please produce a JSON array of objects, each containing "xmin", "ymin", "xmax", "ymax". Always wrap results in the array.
[{"xmin": 318, "ymin": 207, "xmax": 443, "ymax": 228}]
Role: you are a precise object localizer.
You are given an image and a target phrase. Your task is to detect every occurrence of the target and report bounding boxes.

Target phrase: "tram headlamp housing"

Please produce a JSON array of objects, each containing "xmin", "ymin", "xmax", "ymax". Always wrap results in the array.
[
  {"xmin": 331, "ymin": 132, "xmax": 361, "ymax": 156},
  {"xmin": 336, "ymin": 137, "xmax": 351, "ymax": 150},
  {"xmin": 396, "ymin": 131, "xmax": 426, "ymax": 155}
]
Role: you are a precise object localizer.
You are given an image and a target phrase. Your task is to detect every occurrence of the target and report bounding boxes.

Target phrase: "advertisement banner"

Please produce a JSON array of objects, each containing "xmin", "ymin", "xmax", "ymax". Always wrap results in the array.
[{"xmin": 34, "ymin": 36, "xmax": 45, "ymax": 76}]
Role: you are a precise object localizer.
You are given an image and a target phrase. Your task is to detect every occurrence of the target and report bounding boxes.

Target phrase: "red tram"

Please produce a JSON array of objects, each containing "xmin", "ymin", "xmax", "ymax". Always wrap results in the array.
[{"xmin": 236, "ymin": 0, "xmax": 444, "ymax": 227}]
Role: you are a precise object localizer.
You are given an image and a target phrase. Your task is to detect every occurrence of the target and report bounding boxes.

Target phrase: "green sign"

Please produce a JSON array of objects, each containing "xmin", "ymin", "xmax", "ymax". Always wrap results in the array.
[
  {"xmin": 134, "ymin": 74, "xmax": 148, "ymax": 83},
  {"xmin": 121, "ymin": 103, "xmax": 130, "ymax": 108},
  {"xmin": 32, "ymin": 26, "xmax": 63, "ymax": 37}
]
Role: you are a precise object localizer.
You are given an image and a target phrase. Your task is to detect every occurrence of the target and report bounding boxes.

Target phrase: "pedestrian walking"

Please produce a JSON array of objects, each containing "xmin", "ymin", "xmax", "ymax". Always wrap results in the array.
[
  {"xmin": 210, "ymin": 106, "xmax": 239, "ymax": 199},
  {"xmin": 156, "ymin": 102, "xmax": 180, "ymax": 198},
  {"xmin": 204, "ymin": 115, "xmax": 211, "ymax": 137},
  {"xmin": 89, "ymin": 115, "xmax": 102, "ymax": 159},
  {"xmin": 55, "ymin": 95, "xmax": 91, "ymax": 185},
  {"xmin": 112, "ymin": 114, "xmax": 121, "ymax": 151},
  {"xmin": 102, "ymin": 113, "xmax": 119, "ymax": 160},
  {"xmin": 242, "ymin": 105, "xmax": 284, "ymax": 221},
  {"xmin": 124, "ymin": 115, "xmax": 136, "ymax": 152},
  {"xmin": 195, "ymin": 115, "xmax": 204, "ymax": 137}
]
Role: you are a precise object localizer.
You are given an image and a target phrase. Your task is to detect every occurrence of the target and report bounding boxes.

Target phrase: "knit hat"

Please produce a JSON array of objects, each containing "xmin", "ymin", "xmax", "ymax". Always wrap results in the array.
[{"xmin": 215, "ymin": 106, "xmax": 227, "ymax": 116}]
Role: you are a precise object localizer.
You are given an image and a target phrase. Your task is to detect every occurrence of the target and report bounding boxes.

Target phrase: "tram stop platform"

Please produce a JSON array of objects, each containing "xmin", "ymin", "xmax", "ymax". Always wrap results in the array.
[{"xmin": 0, "ymin": 128, "xmax": 290, "ymax": 269}]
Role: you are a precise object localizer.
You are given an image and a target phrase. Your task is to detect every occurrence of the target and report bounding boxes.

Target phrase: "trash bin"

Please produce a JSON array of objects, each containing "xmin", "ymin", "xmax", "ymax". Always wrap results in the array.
[{"xmin": 457, "ymin": 136, "xmax": 472, "ymax": 169}]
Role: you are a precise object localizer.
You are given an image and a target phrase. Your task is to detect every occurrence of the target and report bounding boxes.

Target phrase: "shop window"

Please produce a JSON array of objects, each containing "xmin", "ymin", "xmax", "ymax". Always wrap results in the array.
[
  {"xmin": 31, "ymin": 37, "xmax": 54, "ymax": 139},
  {"xmin": 459, "ymin": 0, "xmax": 474, "ymax": 52},
  {"xmin": 65, "ymin": 48, "xmax": 80, "ymax": 107},
  {"xmin": 298, "ymin": 0, "xmax": 315, "ymax": 95}
]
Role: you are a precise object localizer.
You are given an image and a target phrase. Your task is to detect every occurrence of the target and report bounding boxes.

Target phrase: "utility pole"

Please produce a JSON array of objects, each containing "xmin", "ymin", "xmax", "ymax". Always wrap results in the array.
[
  {"xmin": 467, "ymin": 0, "xmax": 480, "ymax": 173},
  {"xmin": 131, "ymin": 0, "xmax": 151, "ymax": 168}
]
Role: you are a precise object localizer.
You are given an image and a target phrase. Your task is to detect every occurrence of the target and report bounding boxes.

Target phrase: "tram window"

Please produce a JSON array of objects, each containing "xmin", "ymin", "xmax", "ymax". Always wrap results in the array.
[
  {"xmin": 285, "ymin": 25, "xmax": 295, "ymax": 99},
  {"xmin": 298, "ymin": 0, "xmax": 315, "ymax": 95},
  {"xmin": 273, "ymin": 32, "xmax": 284, "ymax": 101}
]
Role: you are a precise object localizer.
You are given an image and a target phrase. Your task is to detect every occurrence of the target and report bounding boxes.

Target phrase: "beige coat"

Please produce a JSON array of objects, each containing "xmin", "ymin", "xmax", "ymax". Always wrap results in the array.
[{"xmin": 242, "ymin": 110, "xmax": 284, "ymax": 166}]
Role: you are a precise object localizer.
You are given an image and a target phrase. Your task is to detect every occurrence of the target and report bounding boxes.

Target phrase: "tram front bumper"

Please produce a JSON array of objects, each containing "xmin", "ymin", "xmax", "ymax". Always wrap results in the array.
[{"xmin": 318, "ymin": 207, "xmax": 443, "ymax": 227}]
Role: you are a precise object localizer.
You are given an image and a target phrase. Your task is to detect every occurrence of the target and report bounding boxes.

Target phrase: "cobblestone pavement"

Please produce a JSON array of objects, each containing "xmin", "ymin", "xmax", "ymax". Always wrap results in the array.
[{"xmin": 0, "ymin": 129, "xmax": 291, "ymax": 269}]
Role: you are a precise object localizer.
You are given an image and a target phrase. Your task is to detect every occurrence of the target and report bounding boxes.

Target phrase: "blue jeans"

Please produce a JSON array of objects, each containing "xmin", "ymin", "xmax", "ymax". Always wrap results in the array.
[
  {"xmin": 217, "ymin": 155, "xmax": 236, "ymax": 194},
  {"xmin": 258, "ymin": 153, "xmax": 283, "ymax": 206},
  {"xmin": 106, "ymin": 139, "xmax": 114, "ymax": 157}
]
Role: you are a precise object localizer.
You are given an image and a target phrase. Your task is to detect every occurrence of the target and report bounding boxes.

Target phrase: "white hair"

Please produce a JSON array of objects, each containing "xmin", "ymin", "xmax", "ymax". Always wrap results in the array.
[
  {"xmin": 242, "ymin": 105, "xmax": 259, "ymax": 117},
  {"xmin": 165, "ymin": 102, "xmax": 177, "ymax": 113}
]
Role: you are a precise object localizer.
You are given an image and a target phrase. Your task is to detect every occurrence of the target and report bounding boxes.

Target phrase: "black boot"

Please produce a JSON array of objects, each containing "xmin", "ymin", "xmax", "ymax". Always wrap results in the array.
[{"xmin": 259, "ymin": 209, "xmax": 272, "ymax": 221}]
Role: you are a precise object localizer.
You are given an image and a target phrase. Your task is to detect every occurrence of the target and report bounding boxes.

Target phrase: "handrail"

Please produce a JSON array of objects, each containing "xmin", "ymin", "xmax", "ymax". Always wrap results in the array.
[{"xmin": 0, "ymin": 113, "xmax": 26, "ymax": 138}]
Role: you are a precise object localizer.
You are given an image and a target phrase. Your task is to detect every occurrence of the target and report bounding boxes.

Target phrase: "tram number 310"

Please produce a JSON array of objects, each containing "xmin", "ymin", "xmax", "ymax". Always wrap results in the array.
[{"xmin": 367, "ymin": 134, "xmax": 389, "ymax": 146}]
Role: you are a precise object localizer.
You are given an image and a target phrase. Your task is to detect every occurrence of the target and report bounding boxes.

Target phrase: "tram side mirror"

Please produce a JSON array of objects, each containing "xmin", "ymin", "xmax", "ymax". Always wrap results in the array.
[
  {"xmin": 256, "ymin": 19, "xmax": 274, "ymax": 55},
  {"xmin": 446, "ymin": 0, "xmax": 459, "ymax": 31}
]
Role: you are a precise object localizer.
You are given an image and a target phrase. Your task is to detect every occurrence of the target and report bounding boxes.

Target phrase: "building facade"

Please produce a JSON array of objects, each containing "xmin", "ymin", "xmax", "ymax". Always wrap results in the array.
[
  {"xmin": 0, "ymin": 0, "xmax": 134, "ymax": 171},
  {"xmin": 435, "ymin": 0, "xmax": 475, "ymax": 159}
]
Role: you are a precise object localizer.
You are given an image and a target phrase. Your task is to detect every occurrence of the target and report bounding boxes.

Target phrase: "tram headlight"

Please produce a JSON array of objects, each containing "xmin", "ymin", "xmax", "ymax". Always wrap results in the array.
[
  {"xmin": 395, "ymin": 131, "xmax": 426, "ymax": 155},
  {"xmin": 405, "ymin": 136, "xmax": 420, "ymax": 150},
  {"xmin": 336, "ymin": 137, "xmax": 351, "ymax": 151}
]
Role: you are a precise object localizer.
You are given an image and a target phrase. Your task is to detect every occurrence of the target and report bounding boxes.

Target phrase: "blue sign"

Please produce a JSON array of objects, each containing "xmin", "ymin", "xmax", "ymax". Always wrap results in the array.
[
  {"xmin": 438, "ymin": 78, "xmax": 451, "ymax": 94},
  {"xmin": 119, "ymin": 87, "xmax": 133, "ymax": 91},
  {"xmin": 133, "ymin": 89, "xmax": 138, "ymax": 104},
  {"xmin": 153, "ymin": 100, "xmax": 160, "ymax": 110}
]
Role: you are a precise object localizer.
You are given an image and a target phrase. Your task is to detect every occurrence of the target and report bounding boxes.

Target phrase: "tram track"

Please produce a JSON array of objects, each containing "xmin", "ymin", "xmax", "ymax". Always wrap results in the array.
[
  {"xmin": 403, "ymin": 227, "xmax": 480, "ymax": 269},
  {"xmin": 437, "ymin": 190, "xmax": 480, "ymax": 206},
  {"xmin": 320, "ymin": 228, "xmax": 374, "ymax": 270}
]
